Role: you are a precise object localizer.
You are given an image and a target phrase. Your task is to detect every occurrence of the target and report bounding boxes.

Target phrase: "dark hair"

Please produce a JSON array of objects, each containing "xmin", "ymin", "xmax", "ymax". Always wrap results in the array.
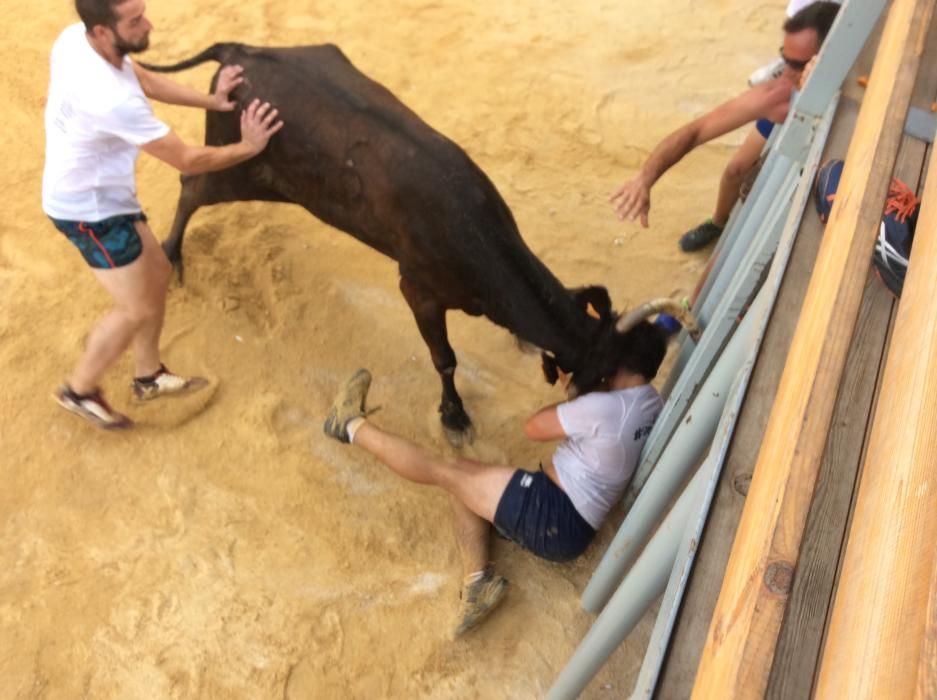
[
  {"xmin": 613, "ymin": 321, "xmax": 667, "ymax": 380},
  {"xmin": 566, "ymin": 320, "xmax": 667, "ymax": 396},
  {"xmin": 75, "ymin": 0, "xmax": 128, "ymax": 31},
  {"xmin": 784, "ymin": 2, "xmax": 841, "ymax": 46}
]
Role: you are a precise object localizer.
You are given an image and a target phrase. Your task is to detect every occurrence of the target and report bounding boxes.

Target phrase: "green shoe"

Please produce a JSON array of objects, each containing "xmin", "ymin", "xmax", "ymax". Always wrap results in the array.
[
  {"xmin": 679, "ymin": 219, "xmax": 724, "ymax": 252},
  {"xmin": 323, "ymin": 369, "xmax": 372, "ymax": 443},
  {"xmin": 453, "ymin": 567, "xmax": 508, "ymax": 637}
]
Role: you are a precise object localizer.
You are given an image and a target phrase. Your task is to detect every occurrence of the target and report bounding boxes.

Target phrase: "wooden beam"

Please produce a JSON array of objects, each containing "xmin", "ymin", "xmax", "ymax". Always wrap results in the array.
[
  {"xmin": 767, "ymin": 15, "xmax": 937, "ymax": 689},
  {"xmin": 690, "ymin": 0, "xmax": 935, "ymax": 696},
  {"xmin": 917, "ymin": 546, "xmax": 937, "ymax": 699},
  {"xmin": 815, "ymin": 80, "xmax": 937, "ymax": 700}
]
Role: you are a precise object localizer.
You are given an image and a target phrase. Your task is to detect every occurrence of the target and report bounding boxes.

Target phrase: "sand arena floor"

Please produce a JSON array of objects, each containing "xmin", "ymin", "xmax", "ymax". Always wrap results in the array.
[{"xmin": 2, "ymin": 1, "xmax": 784, "ymax": 697}]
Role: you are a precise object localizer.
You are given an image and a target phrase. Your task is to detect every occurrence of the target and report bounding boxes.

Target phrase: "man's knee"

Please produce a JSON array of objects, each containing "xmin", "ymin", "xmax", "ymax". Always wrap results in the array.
[
  {"xmin": 723, "ymin": 158, "xmax": 754, "ymax": 181},
  {"xmin": 121, "ymin": 295, "xmax": 164, "ymax": 327}
]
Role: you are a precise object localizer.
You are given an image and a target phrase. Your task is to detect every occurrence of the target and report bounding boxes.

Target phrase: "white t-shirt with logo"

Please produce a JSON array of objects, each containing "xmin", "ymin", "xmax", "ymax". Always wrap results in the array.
[
  {"xmin": 553, "ymin": 384, "xmax": 663, "ymax": 530},
  {"xmin": 42, "ymin": 23, "xmax": 170, "ymax": 222}
]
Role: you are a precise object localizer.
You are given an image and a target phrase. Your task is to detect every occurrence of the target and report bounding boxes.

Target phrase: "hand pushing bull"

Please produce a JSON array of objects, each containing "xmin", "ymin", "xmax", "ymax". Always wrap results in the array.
[
  {"xmin": 43, "ymin": 0, "xmax": 283, "ymax": 429},
  {"xmin": 322, "ymin": 315, "xmax": 672, "ymax": 636}
]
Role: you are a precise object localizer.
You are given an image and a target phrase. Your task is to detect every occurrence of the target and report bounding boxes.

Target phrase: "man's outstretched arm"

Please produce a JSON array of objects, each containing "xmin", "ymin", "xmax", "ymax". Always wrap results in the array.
[
  {"xmin": 132, "ymin": 62, "xmax": 244, "ymax": 111},
  {"xmin": 610, "ymin": 80, "xmax": 791, "ymax": 227}
]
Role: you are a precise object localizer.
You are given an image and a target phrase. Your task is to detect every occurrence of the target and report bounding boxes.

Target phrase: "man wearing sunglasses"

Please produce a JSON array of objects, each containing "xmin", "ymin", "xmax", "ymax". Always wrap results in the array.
[{"xmin": 610, "ymin": 1, "xmax": 840, "ymax": 252}]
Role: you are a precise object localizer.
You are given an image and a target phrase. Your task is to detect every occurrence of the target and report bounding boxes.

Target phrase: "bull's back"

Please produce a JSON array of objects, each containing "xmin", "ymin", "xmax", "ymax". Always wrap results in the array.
[
  {"xmin": 219, "ymin": 46, "xmax": 526, "ymax": 279},
  {"xmin": 203, "ymin": 45, "xmax": 584, "ymax": 353}
]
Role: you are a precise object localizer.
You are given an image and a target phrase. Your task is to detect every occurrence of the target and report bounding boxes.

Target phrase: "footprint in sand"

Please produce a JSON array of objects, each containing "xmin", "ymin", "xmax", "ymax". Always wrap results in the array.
[{"xmin": 271, "ymin": 400, "xmax": 316, "ymax": 443}]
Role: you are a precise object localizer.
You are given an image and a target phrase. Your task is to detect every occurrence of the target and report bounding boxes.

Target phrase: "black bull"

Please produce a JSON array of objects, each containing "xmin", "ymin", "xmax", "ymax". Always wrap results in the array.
[{"xmin": 142, "ymin": 43, "xmax": 622, "ymax": 438}]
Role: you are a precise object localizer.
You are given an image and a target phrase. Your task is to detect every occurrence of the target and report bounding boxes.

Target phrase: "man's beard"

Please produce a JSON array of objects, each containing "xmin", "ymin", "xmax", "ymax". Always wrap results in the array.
[{"xmin": 113, "ymin": 29, "xmax": 149, "ymax": 56}]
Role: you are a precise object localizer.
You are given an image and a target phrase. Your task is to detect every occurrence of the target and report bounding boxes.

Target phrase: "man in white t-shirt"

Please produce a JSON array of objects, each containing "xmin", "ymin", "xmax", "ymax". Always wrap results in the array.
[
  {"xmin": 44, "ymin": 0, "xmax": 283, "ymax": 429},
  {"xmin": 322, "ymin": 321, "xmax": 667, "ymax": 637}
]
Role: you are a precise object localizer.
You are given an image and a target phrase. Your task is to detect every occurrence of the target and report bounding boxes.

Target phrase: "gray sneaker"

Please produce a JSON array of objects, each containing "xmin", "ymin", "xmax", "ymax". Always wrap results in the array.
[
  {"xmin": 453, "ymin": 567, "xmax": 508, "ymax": 637},
  {"xmin": 679, "ymin": 219, "xmax": 724, "ymax": 252},
  {"xmin": 132, "ymin": 364, "xmax": 207, "ymax": 401},
  {"xmin": 323, "ymin": 369, "xmax": 372, "ymax": 443},
  {"xmin": 55, "ymin": 385, "xmax": 132, "ymax": 430}
]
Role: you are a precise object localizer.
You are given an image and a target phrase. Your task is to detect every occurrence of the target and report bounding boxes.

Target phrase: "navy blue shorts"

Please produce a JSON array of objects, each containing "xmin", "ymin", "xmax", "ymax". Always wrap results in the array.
[
  {"xmin": 50, "ymin": 212, "xmax": 146, "ymax": 269},
  {"xmin": 493, "ymin": 469, "xmax": 596, "ymax": 562},
  {"xmin": 756, "ymin": 118, "xmax": 775, "ymax": 140}
]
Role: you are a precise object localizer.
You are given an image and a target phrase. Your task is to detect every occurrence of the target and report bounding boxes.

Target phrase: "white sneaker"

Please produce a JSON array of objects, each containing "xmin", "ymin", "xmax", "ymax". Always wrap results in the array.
[
  {"xmin": 132, "ymin": 364, "xmax": 207, "ymax": 401},
  {"xmin": 748, "ymin": 57, "xmax": 785, "ymax": 86}
]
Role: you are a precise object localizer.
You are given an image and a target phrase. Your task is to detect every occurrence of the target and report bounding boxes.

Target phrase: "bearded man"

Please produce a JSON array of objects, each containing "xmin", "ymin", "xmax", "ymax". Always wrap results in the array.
[{"xmin": 43, "ymin": 0, "xmax": 283, "ymax": 428}]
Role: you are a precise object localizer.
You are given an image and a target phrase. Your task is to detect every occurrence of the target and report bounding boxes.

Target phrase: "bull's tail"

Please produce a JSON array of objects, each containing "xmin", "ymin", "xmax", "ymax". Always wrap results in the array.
[{"xmin": 137, "ymin": 43, "xmax": 243, "ymax": 72}]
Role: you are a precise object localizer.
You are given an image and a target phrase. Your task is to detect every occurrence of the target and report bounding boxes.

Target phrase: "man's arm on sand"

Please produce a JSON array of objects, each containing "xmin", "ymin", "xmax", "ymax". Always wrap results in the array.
[
  {"xmin": 141, "ymin": 98, "xmax": 283, "ymax": 176},
  {"xmin": 132, "ymin": 62, "xmax": 244, "ymax": 111},
  {"xmin": 610, "ymin": 80, "xmax": 793, "ymax": 227}
]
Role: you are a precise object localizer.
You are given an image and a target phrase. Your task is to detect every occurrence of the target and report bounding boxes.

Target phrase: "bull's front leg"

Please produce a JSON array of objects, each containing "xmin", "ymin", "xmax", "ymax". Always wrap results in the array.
[{"xmin": 399, "ymin": 276, "xmax": 473, "ymax": 445}]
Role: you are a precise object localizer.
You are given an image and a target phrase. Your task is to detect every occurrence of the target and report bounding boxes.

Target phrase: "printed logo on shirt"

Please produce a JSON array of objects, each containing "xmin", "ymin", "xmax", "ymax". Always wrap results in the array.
[
  {"xmin": 520, "ymin": 474, "xmax": 534, "ymax": 488},
  {"xmin": 52, "ymin": 100, "xmax": 75, "ymax": 134},
  {"xmin": 633, "ymin": 424, "xmax": 653, "ymax": 441}
]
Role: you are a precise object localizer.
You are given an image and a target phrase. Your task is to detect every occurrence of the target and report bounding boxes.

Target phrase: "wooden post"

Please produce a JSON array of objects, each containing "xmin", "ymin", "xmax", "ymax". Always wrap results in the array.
[
  {"xmin": 690, "ymin": 0, "xmax": 935, "ymax": 696},
  {"xmin": 814, "ymin": 102, "xmax": 937, "ymax": 698},
  {"xmin": 916, "ymin": 550, "xmax": 937, "ymax": 699}
]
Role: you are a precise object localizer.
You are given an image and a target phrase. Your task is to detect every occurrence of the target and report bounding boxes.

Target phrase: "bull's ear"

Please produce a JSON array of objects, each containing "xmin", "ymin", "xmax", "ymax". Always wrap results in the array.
[
  {"xmin": 541, "ymin": 353, "xmax": 559, "ymax": 385},
  {"xmin": 571, "ymin": 286, "xmax": 612, "ymax": 320}
]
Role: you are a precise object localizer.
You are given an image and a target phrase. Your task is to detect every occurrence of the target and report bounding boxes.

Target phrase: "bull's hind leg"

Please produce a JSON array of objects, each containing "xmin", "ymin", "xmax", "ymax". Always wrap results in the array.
[
  {"xmin": 399, "ymin": 276, "xmax": 474, "ymax": 445},
  {"xmin": 162, "ymin": 176, "xmax": 204, "ymax": 281}
]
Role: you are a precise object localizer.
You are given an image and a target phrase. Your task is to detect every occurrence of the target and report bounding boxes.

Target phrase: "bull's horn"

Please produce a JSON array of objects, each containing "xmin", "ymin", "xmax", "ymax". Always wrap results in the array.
[{"xmin": 615, "ymin": 297, "xmax": 701, "ymax": 341}]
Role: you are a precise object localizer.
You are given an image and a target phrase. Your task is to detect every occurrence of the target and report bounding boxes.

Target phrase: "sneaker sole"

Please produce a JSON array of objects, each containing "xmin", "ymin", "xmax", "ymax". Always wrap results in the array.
[
  {"xmin": 54, "ymin": 394, "xmax": 133, "ymax": 430},
  {"xmin": 454, "ymin": 576, "xmax": 509, "ymax": 638},
  {"xmin": 323, "ymin": 369, "xmax": 372, "ymax": 442}
]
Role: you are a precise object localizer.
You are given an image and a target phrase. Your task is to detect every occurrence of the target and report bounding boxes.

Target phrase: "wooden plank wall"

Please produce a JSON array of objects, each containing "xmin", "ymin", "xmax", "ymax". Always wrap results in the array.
[
  {"xmin": 765, "ymin": 12, "xmax": 937, "ymax": 697},
  {"xmin": 814, "ymin": 9, "xmax": 937, "ymax": 692},
  {"xmin": 691, "ymin": 0, "xmax": 934, "ymax": 694},
  {"xmin": 655, "ymin": 21, "xmax": 882, "ymax": 700}
]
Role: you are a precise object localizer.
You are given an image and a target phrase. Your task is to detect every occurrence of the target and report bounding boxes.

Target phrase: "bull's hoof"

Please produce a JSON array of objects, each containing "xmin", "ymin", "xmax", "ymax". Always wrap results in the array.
[
  {"xmin": 161, "ymin": 244, "xmax": 185, "ymax": 283},
  {"xmin": 443, "ymin": 423, "xmax": 475, "ymax": 448},
  {"xmin": 170, "ymin": 258, "xmax": 185, "ymax": 284},
  {"xmin": 440, "ymin": 405, "xmax": 474, "ymax": 447}
]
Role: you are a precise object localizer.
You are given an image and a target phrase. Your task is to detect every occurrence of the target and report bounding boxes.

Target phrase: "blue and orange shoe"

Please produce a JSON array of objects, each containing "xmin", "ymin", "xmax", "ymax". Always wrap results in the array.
[
  {"xmin": 814, "ymin": 158, "xmax": 844, "ymax": 224},
  {"xmin": 872, "ymin": 178, "xmax": 920, "ymax": 297},
  {"xmin": 815, "ymin": 159, "xmax": 920, "ymax": 297}
]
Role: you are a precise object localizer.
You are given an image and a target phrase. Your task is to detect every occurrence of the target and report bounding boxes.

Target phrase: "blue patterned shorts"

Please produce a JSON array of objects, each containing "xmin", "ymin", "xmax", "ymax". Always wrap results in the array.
[{"xmin": 50, "ymin": 212, "xmax": 146, "ymax": 269}]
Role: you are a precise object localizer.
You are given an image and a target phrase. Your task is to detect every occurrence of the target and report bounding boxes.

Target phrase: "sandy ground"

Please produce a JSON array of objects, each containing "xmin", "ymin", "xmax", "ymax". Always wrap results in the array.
[{"xmin": 1, "ymin": 1, "xmax": 785, "ymax": 697}]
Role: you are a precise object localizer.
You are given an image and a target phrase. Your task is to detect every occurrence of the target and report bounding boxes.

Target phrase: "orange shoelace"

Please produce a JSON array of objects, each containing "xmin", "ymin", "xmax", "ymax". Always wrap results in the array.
[
  {"xmin": 883, "ymin": 177, "xmax": 920, "ymax": 223},
  {"xmin": 825, "ymin": 176, "xmax": 920, "ymax": 223}
]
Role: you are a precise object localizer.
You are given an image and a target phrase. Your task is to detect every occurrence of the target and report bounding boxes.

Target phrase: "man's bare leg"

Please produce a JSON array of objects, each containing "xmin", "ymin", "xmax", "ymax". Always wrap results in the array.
[
  {"xmin": 326, "ymin": 369, "xmax": 515, "ymax": 636},
  {"xmin": 712, "ymin": 126, "xmax": 767, "ymax": 227},
  {"xmin": 68, "ymin": 223, "xmax": 170, "ymax": 395},
  {"xmin": 350, "ymin": 421, "xmax": 513, "ymax": 522},
  {"xmin": 450, "ymin": 495, "xmax": 490, "ymax": 576},
  {"xmin": 349, "ymin": 420, "xmax": 512, "ymax": 636},
  {"xmin": 129, "ymin": 220, "xmax": 172, "ymax": 378}
]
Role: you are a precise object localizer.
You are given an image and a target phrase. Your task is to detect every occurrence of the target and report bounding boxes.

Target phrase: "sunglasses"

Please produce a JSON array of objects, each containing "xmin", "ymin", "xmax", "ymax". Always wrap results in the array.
[{"xmin": 779, "ymin": 47, "xmax": 810, "ymax": 72}]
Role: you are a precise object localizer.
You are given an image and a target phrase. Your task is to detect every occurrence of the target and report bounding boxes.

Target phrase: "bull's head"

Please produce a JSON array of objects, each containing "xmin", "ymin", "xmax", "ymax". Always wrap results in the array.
[{"xmin": 541, "ymin": 295, "xmax": 700, "ymax": 397}]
